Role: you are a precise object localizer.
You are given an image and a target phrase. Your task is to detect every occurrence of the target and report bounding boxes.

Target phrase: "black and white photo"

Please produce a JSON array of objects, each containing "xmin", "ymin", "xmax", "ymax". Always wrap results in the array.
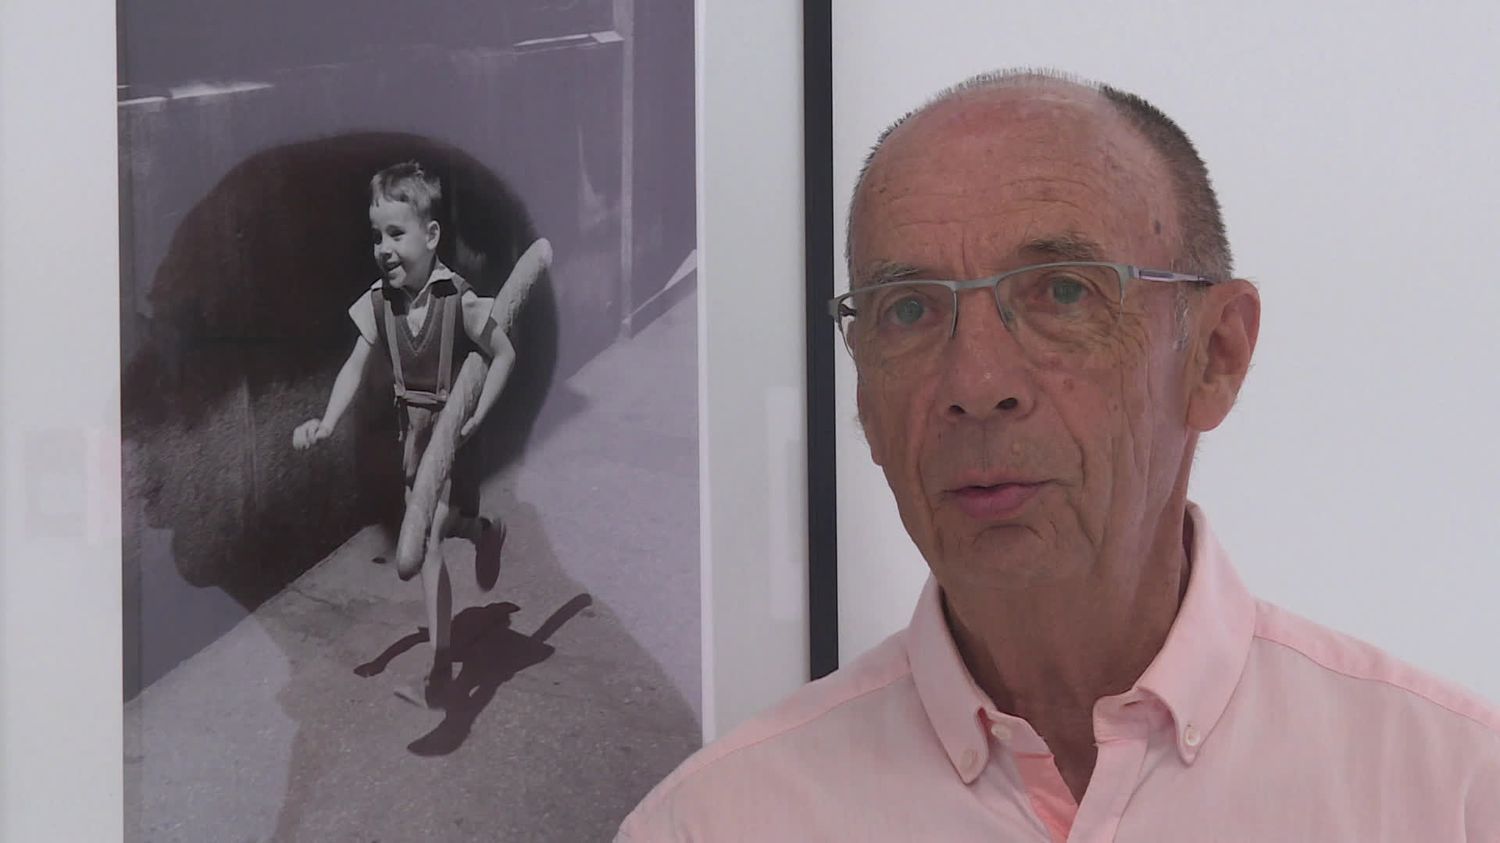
[{"xmin": 118, "ymin": 2, "xmax": 699, "ymax": 839}]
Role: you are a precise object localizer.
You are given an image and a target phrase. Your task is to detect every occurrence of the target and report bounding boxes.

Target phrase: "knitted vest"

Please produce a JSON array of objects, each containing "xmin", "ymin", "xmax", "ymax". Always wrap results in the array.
[{"xmin": 372, "ymin": 275, "xmax": 475, "ymax": 407}]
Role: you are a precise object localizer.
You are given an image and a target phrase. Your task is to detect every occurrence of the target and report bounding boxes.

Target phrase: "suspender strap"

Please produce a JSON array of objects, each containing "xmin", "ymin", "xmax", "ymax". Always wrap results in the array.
[
  {"xmin": 379, "ymin": 291, "xmax": 409, "ymax": 401},
  {"xmin": 437, "ymin": 288, "xmax": 458, "ymax": 402},
  {"xmin": 377, "ymin": 278, "xmax": 461, "ymax": 407}
]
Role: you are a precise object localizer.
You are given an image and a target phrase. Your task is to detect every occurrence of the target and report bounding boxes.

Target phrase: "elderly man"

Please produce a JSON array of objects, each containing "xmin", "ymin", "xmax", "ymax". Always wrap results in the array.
[{"xmin": 618, "ymin": 70, "xmax": 1500, "ymax": 840}]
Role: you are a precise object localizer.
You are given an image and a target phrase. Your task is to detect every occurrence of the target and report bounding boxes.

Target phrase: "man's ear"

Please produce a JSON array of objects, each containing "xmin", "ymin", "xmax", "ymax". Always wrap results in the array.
[
  {"xmin": 426, "ymin": 219, "xmax": 441, "ymax": 251},
  {"xmin": 1185, "ymin": 279, "xmax": 1260, "ymax": 432}
]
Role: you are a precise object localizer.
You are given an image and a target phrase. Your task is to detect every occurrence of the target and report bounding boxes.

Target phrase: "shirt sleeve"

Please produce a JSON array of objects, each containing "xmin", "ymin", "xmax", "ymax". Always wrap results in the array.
[
  {"xmin": 1468, "ymin": 749, "xmax": 1500, "ymax": 838},
  {"xmin": 614, "ymin": 807, "xmax": 678, "ymax": 843},
  {"xmin": 348, "ymin": 291, "xmax": 379, "ymax": 345},
  {"xmin": 460, "ymin": 290, "xmax": 499, "ymax": 349}
]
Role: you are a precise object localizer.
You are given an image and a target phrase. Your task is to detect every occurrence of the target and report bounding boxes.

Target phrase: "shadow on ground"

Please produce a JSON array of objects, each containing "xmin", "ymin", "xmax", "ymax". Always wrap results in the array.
[
  {"xmin": 165, "ymin": 483, "xmax": 702, "ymax": 843},
  {"xmin": 355, "ymin": 593, "xmax": 596, "ymax": 757}
]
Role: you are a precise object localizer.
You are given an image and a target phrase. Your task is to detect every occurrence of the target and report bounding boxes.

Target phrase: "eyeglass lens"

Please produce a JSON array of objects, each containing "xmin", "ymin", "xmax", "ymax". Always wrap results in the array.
[{"xmin": 838, "ymin": 264, "xmax": 1123, "ymax": 361}]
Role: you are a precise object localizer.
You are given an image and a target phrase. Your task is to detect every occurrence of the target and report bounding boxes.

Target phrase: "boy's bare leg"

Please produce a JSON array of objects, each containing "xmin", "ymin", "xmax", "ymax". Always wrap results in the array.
[
  {"xmin": 396, "ymin": 496, "xmax": 453, "ymax": 708},
  {"xmin": 425, "ymin": 497, "xmax": 454, "ymax": 661}
]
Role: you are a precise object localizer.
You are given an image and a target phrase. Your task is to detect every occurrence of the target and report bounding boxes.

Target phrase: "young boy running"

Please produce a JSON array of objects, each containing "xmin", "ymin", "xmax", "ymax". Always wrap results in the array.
[{"xmin": 294, "ymin": 160, "xmax": 537, "ymax": 707}]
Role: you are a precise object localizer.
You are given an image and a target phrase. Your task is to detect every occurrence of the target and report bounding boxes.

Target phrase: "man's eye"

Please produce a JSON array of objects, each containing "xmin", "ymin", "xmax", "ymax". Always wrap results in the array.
[
  {"xmin": 1047, "ymin": 276, "xmax": 1089, "ymax": 305},
  {"xmin": 888, "ymin": 296, "xmax": 927, "ymax": 326}
]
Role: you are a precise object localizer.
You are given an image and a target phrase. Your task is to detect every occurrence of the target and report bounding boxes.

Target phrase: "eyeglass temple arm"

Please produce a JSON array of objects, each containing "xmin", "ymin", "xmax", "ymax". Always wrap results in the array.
[{"xmin": 1133, "ymin": 268, "xmax": 1221, "ymax": 284}]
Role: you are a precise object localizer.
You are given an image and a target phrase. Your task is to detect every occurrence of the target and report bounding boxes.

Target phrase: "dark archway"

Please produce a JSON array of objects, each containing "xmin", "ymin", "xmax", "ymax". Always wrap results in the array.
[{"xmin": 122, "ymin": 133, "xmax": 559, "ymax": 694}]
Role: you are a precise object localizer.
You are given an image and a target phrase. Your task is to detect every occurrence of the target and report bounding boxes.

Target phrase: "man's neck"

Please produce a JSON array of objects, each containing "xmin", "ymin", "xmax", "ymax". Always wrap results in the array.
[{"xmin": 943, "ymin": 504, "xmax": 1194, "ymax": 800}]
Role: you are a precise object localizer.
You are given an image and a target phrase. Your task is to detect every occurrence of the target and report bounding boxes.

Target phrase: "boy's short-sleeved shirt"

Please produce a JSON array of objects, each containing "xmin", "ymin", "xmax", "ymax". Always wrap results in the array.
[
  {"xmin": 348, "ymin": 260, "xmax": 496, "ymax": 349},
  {"xmin": 617, "ymin": 502, "xmax": 1500, "ymax": 842}
]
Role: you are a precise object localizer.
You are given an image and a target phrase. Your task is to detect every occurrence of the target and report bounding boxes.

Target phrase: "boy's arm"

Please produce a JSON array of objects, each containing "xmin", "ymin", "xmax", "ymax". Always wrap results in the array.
[
  {"xmin": 293, "ymin": 337, "xmax": 374, "ymax": 449},
  {"xmin": 459, "ymin": 328, "xmax": 515, "ymax": 441},
  {"xmin": 455, "ymin": 237, "xmax": 550, "ymax": 441}
]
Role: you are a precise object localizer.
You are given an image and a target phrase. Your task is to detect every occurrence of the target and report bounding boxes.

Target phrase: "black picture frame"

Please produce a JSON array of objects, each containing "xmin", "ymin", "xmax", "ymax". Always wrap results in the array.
[{"xmin": 803, "ymin": 0, "xmax": 839, "ymax": 680}]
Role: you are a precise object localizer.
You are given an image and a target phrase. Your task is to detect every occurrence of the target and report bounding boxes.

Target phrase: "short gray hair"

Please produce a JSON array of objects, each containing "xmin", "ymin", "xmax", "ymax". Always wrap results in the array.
[{"xmin": 846, "ymin": 68, "xmax": 1233, "ymax": 282}]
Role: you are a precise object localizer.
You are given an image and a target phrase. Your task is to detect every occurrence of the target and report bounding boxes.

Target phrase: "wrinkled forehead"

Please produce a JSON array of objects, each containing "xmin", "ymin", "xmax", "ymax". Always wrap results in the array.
[{"xmin": 849, "ymin": 86, "xmax": 1178, "ymax": 281}]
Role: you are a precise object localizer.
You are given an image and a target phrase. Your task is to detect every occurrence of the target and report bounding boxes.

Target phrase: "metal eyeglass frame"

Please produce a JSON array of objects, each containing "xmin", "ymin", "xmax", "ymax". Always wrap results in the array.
[{"xmin": 827, "ymin": 261, "xmax": 1223, "ymax": 353}]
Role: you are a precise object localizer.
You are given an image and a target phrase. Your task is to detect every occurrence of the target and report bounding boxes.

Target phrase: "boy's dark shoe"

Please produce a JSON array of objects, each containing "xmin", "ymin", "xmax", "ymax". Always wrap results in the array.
[{"xmin": 474, "ymin": 516, "xmax": 505, "ymax": 591}]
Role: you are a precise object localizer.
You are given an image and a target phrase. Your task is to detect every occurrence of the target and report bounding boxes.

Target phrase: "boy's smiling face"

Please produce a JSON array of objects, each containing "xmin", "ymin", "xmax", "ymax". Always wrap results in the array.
[{"xmin": 370, "ymin": 198, "xmax": 440, "ymax": 290}]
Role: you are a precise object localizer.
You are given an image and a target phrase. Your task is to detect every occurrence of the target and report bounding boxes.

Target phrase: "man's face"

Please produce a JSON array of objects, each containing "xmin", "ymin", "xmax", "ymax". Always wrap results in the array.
[
  {"xmin": 370, "ymin": 198, "xmax": 439, "ymax": 290},
  {"xmin": 849, "ymin": 87, "xmax": 1199, "ymax": 592}
]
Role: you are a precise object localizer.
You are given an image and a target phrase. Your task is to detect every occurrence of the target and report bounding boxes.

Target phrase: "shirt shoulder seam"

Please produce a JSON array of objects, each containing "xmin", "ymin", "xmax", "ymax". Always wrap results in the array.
[
  {"xmin": 1253, "ymin": 606, "xmax": 1500, "ymax": 736},
  {"xmin": 646, "ymin": 656, "xmax": 915, "ymax": 808}
]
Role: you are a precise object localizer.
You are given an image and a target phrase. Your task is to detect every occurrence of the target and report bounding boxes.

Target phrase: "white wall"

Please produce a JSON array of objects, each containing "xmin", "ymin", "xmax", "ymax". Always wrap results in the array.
[
  {"xmin": 0, "ymin": 0, "xmax": 810, "ymax": 834},
  {"xmin": 0, "ymin": 1, "xmax": 123, "ymax": 840},
  {"xmin": 832, "ymin": 0, "xmax": 1500, "ymax": 704},
  {"xmin": 698, "ymin": 0, "xmax": 810, "ymax": 738}
]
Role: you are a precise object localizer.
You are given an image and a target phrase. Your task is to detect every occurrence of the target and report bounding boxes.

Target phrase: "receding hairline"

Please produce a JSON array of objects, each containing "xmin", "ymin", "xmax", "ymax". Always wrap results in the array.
[
  {"xmin": 930, "ymin": 67, "xmax": 1106, "ymax": 105},
  {"xmin": 858, "ymin": 68, "xmax": 1110, "ymax": 178},
  {"xmin": 847, "ymin": 67, "xmax": 1233, "ymax": 281}
]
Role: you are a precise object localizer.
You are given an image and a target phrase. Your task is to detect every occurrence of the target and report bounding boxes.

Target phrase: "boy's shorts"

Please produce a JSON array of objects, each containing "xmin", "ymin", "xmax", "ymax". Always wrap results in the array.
[{"xmin": 400, "ymin": 402, "xmax": 481, "ymax": 517}]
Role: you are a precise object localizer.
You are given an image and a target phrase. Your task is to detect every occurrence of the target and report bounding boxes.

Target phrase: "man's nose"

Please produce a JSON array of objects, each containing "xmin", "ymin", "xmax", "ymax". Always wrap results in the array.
[{"xmin": 937, "ymin": 289, "xmax": 1032, "ymax": 420}]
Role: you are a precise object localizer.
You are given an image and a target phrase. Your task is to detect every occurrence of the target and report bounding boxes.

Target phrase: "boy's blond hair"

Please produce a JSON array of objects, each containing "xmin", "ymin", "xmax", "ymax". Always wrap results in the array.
[{"xmin": 370, "ymin": 160, "xmax": 443, "ymax": 223}]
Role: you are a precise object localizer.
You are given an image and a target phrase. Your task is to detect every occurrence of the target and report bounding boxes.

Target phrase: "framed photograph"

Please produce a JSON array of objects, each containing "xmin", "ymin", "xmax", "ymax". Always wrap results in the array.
[
  {"xmin": 117, "ymin": 2, "xmax": 701, "ymax": 839},
  {"xmin": 4, "ymin": 1, "xmax": 815, "ymax": 838}
]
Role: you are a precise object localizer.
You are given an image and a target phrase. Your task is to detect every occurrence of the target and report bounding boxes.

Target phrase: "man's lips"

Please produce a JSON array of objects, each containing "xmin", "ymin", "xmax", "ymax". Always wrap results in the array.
[{"xmin": 945, "ymin": 481, "xmax": 1045, "ymax": 521}]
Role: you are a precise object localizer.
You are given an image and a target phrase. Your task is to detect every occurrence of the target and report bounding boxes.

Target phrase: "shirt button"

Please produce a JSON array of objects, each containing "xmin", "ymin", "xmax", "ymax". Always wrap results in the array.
[
  {"xmin": 989, "ymin": 723, "xmax": 1011, "ymax": 741},
  {"xmin": 1183, "ymin": 725, "xmax": 1202, "ymax": 747},
  {"xmin": 961, "ymin": 748, "xmax": 977, "ymax": 771}
]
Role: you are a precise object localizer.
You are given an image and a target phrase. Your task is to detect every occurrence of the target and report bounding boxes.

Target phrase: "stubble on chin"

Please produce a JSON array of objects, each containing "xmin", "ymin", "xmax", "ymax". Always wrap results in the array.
[{"xmin": 930, "ymin": 503, "xmax": 1089, "ymax": 593}]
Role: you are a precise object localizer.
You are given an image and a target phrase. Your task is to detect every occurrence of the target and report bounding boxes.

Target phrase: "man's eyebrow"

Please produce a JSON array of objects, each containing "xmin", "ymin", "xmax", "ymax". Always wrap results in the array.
[
  {"xmin": 854, "ymin": 261, "xmax": 925, "ymax": 288},
  {"xmin": 1019, "ymin": 233, "xmax": 1107, "ymax": 262}
]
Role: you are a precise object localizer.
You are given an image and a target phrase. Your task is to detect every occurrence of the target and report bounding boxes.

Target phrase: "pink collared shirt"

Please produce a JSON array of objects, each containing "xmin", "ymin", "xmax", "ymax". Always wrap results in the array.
[{"xmin": 618, "ymin": 503, "xmax": 1500, "ymax": 841}]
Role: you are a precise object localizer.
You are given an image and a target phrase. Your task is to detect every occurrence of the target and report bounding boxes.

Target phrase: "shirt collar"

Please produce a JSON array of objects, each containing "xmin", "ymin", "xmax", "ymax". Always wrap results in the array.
[
  {"xmin": 906, "ymin": 501, "xmax": 1257, "ymax": 780},
  {"xmin": 1134, "ymin": 501, "xmax": 1258, "ymax": 763},
  {"xmin": 907, "ymin": 572, "xmax": 997, "ymax": 783},
  {"xmin": 378, "ymin": 259, "xmax": 456, "ymax": 298}
]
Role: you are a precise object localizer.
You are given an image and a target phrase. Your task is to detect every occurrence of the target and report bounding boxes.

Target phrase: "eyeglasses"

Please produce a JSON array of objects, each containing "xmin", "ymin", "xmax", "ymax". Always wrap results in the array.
[{"xmin": 828, "ymin": 261, "xmax": 1220, "ymax": 363}]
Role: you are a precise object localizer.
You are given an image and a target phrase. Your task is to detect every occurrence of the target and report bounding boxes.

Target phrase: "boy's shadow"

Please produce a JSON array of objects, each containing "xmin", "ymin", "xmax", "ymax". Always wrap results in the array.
[{"xmin": 355, "ymin": 593, "xmax": 594, "ymax": 756}]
